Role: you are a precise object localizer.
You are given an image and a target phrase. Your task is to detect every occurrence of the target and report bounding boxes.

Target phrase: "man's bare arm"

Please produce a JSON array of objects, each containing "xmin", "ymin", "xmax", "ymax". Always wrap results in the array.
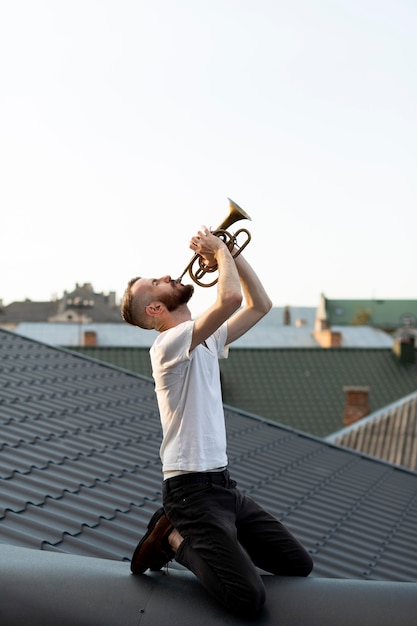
[
  {"xmin": 225, "ymin": 252, "xmax": 272, "ymax": 345},
  {"xmin": 190, "ymin": 229, "xmax": 242, "ymax": 351}
]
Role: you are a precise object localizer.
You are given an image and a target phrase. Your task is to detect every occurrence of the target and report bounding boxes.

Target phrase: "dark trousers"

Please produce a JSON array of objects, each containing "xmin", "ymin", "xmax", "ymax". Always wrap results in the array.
[{"xmin": 162, "ymin": 469, "xmax": 313, "ymax": 617}]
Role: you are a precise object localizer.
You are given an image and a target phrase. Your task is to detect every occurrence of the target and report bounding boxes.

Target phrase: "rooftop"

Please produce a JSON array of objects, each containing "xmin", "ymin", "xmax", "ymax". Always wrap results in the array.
[
  {"xmin": 2, "ymin": 327, "xmax": 417, "ymax": 623},
  {"xmin": 9, "ymin": 305, "xmax": 395, "ymax": 348},
  {"xmin": 68, "ymin": 344, "xmax": 417, "ymax": 439},
  {"xmin": 1, "ymin": 328, "xmax": 417, "ymax": 575},
  {"xmin": 322, "ymin": 296, "xmax": 417, "ymax": 330}
]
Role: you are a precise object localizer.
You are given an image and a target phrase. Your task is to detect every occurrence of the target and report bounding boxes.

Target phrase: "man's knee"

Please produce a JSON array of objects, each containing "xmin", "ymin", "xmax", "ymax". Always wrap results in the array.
[
  {"xmin": 291, "ymin": 551, "xmax": 314, "ymax": 577},
  {"xmin": 299, "ymin": 552, "xmax": 314, "ymax": 577}
]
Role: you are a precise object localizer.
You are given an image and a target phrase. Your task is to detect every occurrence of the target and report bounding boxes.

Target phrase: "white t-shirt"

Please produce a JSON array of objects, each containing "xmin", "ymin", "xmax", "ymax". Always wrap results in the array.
[{"xmin": 150, "ymin": 320, "xmax": 229, "ymax": 474}]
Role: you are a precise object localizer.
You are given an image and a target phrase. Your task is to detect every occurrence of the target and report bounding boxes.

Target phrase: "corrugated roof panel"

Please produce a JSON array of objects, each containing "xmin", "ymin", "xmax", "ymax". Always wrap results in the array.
[
  {"xmin": 311, "ymin": 547, "xmax": 372, "ymax": 579},
  {"xmin": 0, "ymin": 508, "xmax": 69, "ymax": 548},
  {"xmin": 3, "ymin": 464, "xmax": 95, "ymax": 500},
  {"xmin": 1, "ymin": 418, "xmax": 63, "ymax": 446},
  {"xmin": 1, "ymin": 480, "xmax": 45, "ymax": 515},
  {"xmin": 48, "ymin": 504, "xmax": 164, "ymax": 559},
  {"xmin": 0, "ymin": 469, "xmax": 161, "ymax": 532},
  {"xmin": 328, "ymin": 393, "xmax": 417, "ymax": 471},
  {"xmin": 77, "ymin": 343, "xmax": 415, "ymax": 443}
]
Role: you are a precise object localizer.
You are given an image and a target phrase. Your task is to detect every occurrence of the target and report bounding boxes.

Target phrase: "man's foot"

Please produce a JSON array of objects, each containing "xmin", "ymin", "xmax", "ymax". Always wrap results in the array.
[{"xmin": 130, "ymin": 507, "xmax": 175, "ymax": 574}]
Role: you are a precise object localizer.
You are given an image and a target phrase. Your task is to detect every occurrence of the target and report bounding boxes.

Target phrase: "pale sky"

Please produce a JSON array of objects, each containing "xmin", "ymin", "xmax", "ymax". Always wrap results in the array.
[{"xmin": 1, "ymin": 0, "xmax": 416, "ymax": 315}]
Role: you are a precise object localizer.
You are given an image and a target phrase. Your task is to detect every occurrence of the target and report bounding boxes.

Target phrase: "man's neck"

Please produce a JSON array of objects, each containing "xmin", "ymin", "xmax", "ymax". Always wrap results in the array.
[{"xmin": 157, "ymin": 305, "xmax": 191, "ymax": 333}]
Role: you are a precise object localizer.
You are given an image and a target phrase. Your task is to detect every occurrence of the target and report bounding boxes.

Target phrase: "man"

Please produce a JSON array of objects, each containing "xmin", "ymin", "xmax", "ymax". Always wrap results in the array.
[{"xmin": 121, "ymin": 226, "xmax": 313, "ymax": 617}]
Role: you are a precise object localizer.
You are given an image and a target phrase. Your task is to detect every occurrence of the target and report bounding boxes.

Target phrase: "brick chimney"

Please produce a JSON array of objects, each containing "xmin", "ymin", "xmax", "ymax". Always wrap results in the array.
[
  {"xmin": 83, "ymin": 330, "xmax": 97, "ymax": 347},
  {"xmin": 343, "ymin": 386, "xmax": 370, "ymax": 427},
  {"xmin": 313, "ymin": 294, "xmax": 342, "ymax": 347},
  {"xmin": 313, "ymin": 326, "xmax": 342, "ymax": 348}
]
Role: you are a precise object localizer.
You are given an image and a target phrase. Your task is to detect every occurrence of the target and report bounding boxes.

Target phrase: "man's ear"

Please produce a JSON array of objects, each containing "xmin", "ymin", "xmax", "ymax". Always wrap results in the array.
[{"xmin": 145, "ymin": 302, "xmax": 164, "ymax": 318}]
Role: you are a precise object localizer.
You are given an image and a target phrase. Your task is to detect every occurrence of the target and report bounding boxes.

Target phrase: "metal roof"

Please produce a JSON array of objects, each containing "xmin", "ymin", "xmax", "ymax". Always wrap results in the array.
[
  {"xmin": 13, "ymin": 321, "xmax": 158, "ymax": 347},
  {"xmin": 11, "ymin": 309, "xmax": 395, "ymax": 349},
  {"xmin": 1, "ymin": 328, "xmax": 417, "ymax": 621},
  {"xmin": 327, "ymin": 391, "xmax": 417, "ymax": 470},
  {"xmin": 220, "ymin": 347, "xmax": 417, "ymax": 437},
  {"xmin": 324, "ymin": 297, "xmax": 417, "ymax": 329},
  {"xmin": 331, "ymin": 325, "xmax": 393, "ymax": 348},
  {"xmin": 72, "ymin": 345, "xmax": 417, "ymax": 439}
]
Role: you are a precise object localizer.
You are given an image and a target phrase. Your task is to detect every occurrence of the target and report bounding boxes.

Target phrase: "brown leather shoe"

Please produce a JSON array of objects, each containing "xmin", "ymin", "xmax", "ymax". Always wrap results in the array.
[{"xmin": 131, "ymin": 507, "xmax": 175, "ymax": 574}]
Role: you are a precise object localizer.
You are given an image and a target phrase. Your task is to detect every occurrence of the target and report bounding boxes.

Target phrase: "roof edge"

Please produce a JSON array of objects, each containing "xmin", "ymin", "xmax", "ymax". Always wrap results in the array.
[{"xmin": 1, "ymin": 545, "xmax": 416, "ymax": 625}]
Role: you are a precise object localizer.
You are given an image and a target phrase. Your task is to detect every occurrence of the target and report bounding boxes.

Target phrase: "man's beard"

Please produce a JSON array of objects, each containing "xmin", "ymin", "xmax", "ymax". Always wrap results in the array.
[{"xmin": 161, "ymin": 282, "xmax": 194, "ymax": 312}]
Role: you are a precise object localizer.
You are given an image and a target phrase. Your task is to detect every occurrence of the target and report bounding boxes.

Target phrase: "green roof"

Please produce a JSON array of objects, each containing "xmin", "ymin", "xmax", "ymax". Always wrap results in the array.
[
  {"xmin": 69, "ymin": 346, "xmax": 417, "ymax": 439},
  {"xmin": 325, "ymin": 298, "xmax": 417, "ymax": 328}
]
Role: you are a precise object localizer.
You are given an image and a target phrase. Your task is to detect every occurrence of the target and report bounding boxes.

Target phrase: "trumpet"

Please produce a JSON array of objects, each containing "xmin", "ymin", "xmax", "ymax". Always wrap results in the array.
[{"xmin": 178, "ymin": 198, "xmax": 252, "ymax": 288}]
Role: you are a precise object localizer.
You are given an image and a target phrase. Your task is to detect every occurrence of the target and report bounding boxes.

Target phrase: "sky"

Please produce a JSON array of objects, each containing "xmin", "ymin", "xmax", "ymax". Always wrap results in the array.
[{"xmin": 1, "ymin": 0, "xmax": 416, "ymax": 315}]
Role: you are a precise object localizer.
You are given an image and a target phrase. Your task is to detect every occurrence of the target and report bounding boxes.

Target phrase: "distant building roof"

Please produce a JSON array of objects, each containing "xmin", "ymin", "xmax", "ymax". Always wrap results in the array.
[
  {"xmin": 0, "ymin": 283, "xmax": 121, "ymax": 325},
  {"xmin": 12, "ymin": 322, "xmax": 157, "ymax": 347},
  {"xmin": 322, "ymin": 295, "xmax": 417, "ymax": 330},
  {"xmin": 10, "ymin": 307, "xmax": 394, "ymax": 349},
  {"xmin": 0, "ymin": 300, "xmax": 59, "ymax": 324}
]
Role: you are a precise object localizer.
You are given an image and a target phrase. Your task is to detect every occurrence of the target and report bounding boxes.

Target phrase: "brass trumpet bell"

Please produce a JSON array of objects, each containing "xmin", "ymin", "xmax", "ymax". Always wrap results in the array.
[
  {"xmin": 216, "ymin": 198, "xmax": 251, "ymax": 232},
  {"xmin": 178, "ymin": 198, "xmax": 252, "ymax": 288}
]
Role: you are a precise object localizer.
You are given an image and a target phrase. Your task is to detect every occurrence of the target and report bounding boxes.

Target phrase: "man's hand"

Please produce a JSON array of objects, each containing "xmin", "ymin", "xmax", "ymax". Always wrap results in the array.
[{"xmin": 189, "ymin": 227, "xmax": 225, "ymax": 268}]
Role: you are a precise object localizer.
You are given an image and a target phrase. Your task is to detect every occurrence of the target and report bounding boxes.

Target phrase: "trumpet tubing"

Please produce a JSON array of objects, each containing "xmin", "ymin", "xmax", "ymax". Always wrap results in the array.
[{"xmin": 178, "ymin": 198, "xmax": 252, "ymax": 288}]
